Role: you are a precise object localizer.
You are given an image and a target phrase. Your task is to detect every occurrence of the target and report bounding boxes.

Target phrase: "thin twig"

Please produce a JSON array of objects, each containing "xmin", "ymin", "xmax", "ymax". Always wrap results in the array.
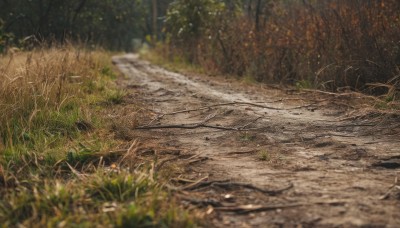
[
  {"xmin": 184, "ymin": 179, "xmax": 293, "ymax": 196},
  {"xmin": 136, "ymin": 123, "xmax": 242, "ymax": 131},
  {"xmin": 379, "ymin": 174, "xmax": 399, "ymax": 200},
  {"xmin": 238, "ymin": 116, "xmax": 263, "ymax": 130},
  {"xmin": 66, "ymin": 162, "xmax": 88, "ymax": 180},
  {"xmin": 184, "ymin": 152, "xmax": 204, "ymax": 161},
  {"xmin": 203, "ymin": 111, "xmax": 219, "ymax": 123},
  {"xmin": 214, "ymin": 200, "xmax": 347, "ymax": 214},
  {"xmin": 172, "ymin": 177, "xmax": 199, "ymax": 183},
  {"xmin": 226, "ymin": 150, "xmax": 258, "ymax": 155},
  {"xmin": 335, "ymin": 123, "xmax": 376, "ymax": 128},
  {"xmin": 155, "ymin": 153, "xmax": 203, "ymax": 171},
  {"xmin": 137, "ymin": 114, "xmax": 266, "ymax": 131},
  {"xmin": 155, "ymin": 157, "xmax": 179, "ymax": 172},
  {"xmin": 157, "ymin": 101, "xmax": 284, "ymax": 118},
  {"xmin": 179, "ymin": 196, "xmax": 222, "ymax": 207},
  {"xmin": 210, "ymin": 182, "xmax": 294, "ymax": 196},
  {"xmin": 188, "ymin": 157, "xmax": 209, "ymax": 165},
  {"xmin": 180, "ymin": 176, "xmax": 209, "ymax": 190}
]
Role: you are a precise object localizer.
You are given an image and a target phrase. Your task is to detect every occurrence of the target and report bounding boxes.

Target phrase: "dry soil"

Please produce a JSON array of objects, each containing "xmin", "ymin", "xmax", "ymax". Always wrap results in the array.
[{"xmin": 112, "ymin": 54, "xmax": 400, "ymax": 228}]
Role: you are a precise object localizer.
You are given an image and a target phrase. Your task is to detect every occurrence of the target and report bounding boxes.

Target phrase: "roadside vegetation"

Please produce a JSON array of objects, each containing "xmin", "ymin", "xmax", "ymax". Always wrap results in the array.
[
  {"xmin": 151, "ymin": 0, "xmax": 400, "ymax": 102},
  {"xmin": 0, "ymin": 47, "xmax": 194, "ymax": 227}
]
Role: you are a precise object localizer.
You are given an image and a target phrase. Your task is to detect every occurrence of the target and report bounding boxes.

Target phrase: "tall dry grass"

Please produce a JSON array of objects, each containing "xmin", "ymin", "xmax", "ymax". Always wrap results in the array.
[
  {"xmin": 164, "ymin": 0, "xmax": 400, "ymax": 95},
  {"xmin": 0, "ymin": 47, "xmax": 196, "ymax": 227},
  {"xmin": 0, "ymin": 47, "xmax": 113, "ymax": 149}
]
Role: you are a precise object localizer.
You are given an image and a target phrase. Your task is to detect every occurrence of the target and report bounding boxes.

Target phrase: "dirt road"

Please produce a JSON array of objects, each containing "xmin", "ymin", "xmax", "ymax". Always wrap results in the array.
[{"xmin": 113, "ymin": 54, "xmax": 400, "ymax": 227}]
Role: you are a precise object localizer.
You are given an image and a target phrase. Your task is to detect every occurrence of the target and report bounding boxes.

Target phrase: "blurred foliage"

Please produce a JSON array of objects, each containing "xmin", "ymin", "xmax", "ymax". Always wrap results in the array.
[
  {"xmin": 0, "ymin": 0, "xmax": 172, "ymax": 51},
  {"xmin": 165, "ymin": 0, "xmax": 225, "ymax": 42},
  {"xmin": 0, "ymin": 19, "xmax": 12, "ymax": 53}
]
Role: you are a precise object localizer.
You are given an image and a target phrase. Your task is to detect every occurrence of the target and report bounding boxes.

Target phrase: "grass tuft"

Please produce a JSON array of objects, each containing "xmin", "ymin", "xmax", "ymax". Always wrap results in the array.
[{"xmin": 258, "ymin": 150, "xmax": 270, "ymax": 161}]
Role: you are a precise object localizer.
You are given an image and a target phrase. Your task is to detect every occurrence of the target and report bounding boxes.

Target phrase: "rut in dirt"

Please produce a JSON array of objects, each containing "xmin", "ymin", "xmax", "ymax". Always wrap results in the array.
[{"xmin": 113, "ymin": 54, "xmax": 400, "ymax": 227}]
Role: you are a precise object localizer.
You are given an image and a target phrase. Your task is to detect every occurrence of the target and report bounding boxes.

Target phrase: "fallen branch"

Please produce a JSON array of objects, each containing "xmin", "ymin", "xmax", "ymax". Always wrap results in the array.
[
  {"xmin": 379, "ymin": 175, "xmax": 399, "ymax": 200},
  {"xmin": 176, "ymin": 179, "xmax": 231, "ymax": 191},
  {"xmin": 155, "ymin": 101, "xmax": 284, "ymax": 118},
  {"xmin": 137, "ymin": 114, "xmax": 265, "ymax": 131},
  {"xmin": 238, "ymin": 116, "xmax": 263, "ymax": 130},
  {"xmin": 287, "ymin": 103, "xmax": 318, "ymax": 110},
  {"xmin": 316, "ymin": 133, "xmax": 358, "ymax": 138},
  {"xmin": 215, "ymin": 200, "xmax": 347, "ymax": 214},
  {"xmin": 180, "ymin": 176, "xmax": 209, "ymax": 190},
  {"xmin": 138, "ymin": 123, "xmax": 240, "ymax": 130},
  {"xmin": 184, "ymin": 152, "xmax": 204, "ymax": 161},
  {"xmin": 202, "ymin": 111, "xmax": 219, "ymax": 123},
  {"xmin": 335, "ymin": 123, "xmax": 376, "ymax": 128},
  {"xmin": 184, "ymin": 179, "xmax": 293, "ymax": 196},
  {"xmin": 156, "ymin": 153, "xmax": 209, "ymax": 172},
  {"xmin": 180, "ymin": 196, "xmax": 223, "ymax": 207},
  {"xmin": 210, "ymin": 182, "xmax": 294, "ymax": 196},
  {"xmin": 155, "ymin": 157, "xmax": 179, "ymax": 172},
  {"xmin": 136, "ymin": 122, "xmax": 254, "ymax": 131},
  {"xmin": 172, "ymin": 177, "xmax": 201, "ymax": 184},
  {"xmin": 188, "ymin": 157, "xmax": 209, "ymax": 165},
  {"xmin": 226, "ymin": 150, "xmax": 258, "ymax": 155}
]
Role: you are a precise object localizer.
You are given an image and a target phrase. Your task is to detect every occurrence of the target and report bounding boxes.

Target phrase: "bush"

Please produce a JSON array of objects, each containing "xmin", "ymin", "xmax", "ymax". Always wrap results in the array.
[{"xmin": 165, "ymin": 0, "xmax": 226, "ymax": 62}]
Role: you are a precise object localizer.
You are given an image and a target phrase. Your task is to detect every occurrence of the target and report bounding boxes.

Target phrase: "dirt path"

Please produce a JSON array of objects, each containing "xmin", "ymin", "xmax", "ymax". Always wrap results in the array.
[{"xmin": 113, "ymin": 54, "xmax": 400, "ymax": 227}]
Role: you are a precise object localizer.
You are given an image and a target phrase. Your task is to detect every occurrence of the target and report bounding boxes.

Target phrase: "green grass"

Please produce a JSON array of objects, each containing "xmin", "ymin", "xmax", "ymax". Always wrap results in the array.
[
  {"xmin": 0, "ymin": 47, "xmax": 195, "ymax": 227},
  {"xmin": 0, "ymin": 170, "xmax": 193, "ymax": 227},
  {"xmin": 105, "ymin": 89, "xmax": 126, "ymax": 105}
]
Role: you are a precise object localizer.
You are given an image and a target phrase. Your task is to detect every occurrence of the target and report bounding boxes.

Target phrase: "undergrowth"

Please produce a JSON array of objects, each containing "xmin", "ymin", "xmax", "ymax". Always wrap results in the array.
[
  {"xmin": 0, "ymin": 47, "xmax": 194, "ymax": 227},
  {"xmin": 160, "ymin": 0, "xmax": 400, "ymax": 98}
]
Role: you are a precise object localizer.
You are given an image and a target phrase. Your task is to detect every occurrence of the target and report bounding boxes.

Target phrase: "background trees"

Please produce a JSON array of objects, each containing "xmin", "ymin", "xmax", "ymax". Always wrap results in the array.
[{"xmin": 0, "ymin": 0, "xmax": 172, "ymax": 50}]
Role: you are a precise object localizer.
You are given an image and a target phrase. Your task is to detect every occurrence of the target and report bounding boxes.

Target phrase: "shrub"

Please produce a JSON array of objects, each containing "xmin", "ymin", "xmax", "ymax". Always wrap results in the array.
[{"xmin": 165, "ymin": 0, "xmax": 226, "ymax": 62}]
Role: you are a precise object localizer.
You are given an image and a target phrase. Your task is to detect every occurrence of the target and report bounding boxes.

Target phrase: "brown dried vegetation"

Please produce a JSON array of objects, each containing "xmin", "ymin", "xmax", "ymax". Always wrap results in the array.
[{"xmin": 163, "ymin": 0, "xmax": 400, "ymax": 95}]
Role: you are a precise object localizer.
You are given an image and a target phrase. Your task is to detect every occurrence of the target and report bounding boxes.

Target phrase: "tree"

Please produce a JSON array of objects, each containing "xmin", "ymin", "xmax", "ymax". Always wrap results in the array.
[{"xmin": 0, "ymin": 0, "xmax": 155, "ymax": 50}]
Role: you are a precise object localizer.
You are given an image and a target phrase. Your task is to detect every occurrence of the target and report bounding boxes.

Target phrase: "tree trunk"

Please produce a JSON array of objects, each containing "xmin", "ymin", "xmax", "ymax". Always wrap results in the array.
[
  {"xmin": 152, "ymin": 0, "xmax": 157, "ymax": 41},
  {"xmin": 255, "ymin": 0, "xmax": 262, "ymax": 31}
]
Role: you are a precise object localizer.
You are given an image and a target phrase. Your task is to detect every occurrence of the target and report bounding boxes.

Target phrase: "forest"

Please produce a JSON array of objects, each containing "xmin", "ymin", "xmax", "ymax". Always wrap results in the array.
[{"xmin": 1, "ymin": 0, "xmax": 400, "ymax": 227}]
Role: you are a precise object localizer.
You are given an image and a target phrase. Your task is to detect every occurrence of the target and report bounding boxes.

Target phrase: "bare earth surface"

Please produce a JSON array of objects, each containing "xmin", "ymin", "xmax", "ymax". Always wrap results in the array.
[{"xmin": 113, "ymin": 54, "xmax": 400, "ymax": 227}]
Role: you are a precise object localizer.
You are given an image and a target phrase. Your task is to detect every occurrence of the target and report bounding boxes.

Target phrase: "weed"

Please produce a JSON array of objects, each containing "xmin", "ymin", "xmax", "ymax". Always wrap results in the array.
[
  {"xmin": 258, "ymin": 150, "xmax": 269, "ymax": 161},
  {"xmin": 87, "ymin": 171, "xmax": 152, "ymax": 202},
  {"xmin": 101, "ymin": 66, "xmax": 117, "ymax": 79},
  {"xmin": 105, "ymin": 89, "xmax": 126, "ymax": 105}
]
